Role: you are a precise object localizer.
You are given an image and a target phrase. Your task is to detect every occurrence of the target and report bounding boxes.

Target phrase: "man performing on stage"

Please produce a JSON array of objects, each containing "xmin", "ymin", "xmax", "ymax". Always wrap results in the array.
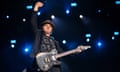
[
  {"xmin": 29, "ymin": 1, "xmax": 91, "ymax": 72},
  {"xmin": 30, "ymin": 1, "xmax": 63, "ymax": 72}
]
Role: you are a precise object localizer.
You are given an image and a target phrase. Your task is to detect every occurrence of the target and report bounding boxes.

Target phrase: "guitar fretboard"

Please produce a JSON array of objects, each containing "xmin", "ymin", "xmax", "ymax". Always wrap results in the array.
[{"xmin": 55, "ymin": 49, "xmax": 77, "ymax": 59}]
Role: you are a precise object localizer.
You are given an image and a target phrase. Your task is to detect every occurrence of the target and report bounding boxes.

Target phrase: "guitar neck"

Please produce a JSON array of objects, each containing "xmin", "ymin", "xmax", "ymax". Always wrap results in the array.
[{"xmin": 55, "ymin": 49, "xmax": 77, "ymax": 59}]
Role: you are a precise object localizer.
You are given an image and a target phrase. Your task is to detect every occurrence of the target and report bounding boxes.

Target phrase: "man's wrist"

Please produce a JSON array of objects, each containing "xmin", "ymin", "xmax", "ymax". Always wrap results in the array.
[{"xmin": 34, "ymin": 7, "xmax": 39, "ymax": 12}]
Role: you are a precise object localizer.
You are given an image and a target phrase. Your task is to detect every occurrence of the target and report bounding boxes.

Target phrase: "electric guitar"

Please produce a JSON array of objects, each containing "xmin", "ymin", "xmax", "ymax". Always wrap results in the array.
[{"xmin": 36, "ymin": 45, "xmax": 91, "ymax": 71}]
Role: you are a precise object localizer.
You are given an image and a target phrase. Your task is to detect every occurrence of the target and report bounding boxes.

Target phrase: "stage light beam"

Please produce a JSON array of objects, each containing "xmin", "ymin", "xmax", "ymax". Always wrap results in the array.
[
  {"xmin": 112, "ymin": 36, "xmax": 115, "ymax": 40},
  {"xmin": 98, "ymin": 9, "xmax": 101, "ymax": 13},
  {"xmin": 97, "ymin": 42, "xmax": 102, "ymax": 47},
  {"xmin": 66, "ymin": 9, "xmax": 70, "ymax": 14},
  {"xmin": 115, "ymin": 1, "xmax": 120, "ymax": 5},
  {"xmin": 51, "ymin": 15, "xmax": 55, "ymax": 19},
  {"xmin": 71, "ymin": 2, "xmax": 77, "ymax": 7},
  {"xmin": 10, "ymin": 40, "xmax": 16, "ymax": 44},
  {"xmin": 86, "ymin": 38, "xmax": 90, "ymax": 42},
  {"xmin": 85, "ymin": 34, "xmax": 91, "ymax": 38},
  {"xmin": 24, "ymin": 48, "xmax": 29, "ymax": 52},
  {"xmin": 23, "ymin": 18, "xmax": 26, "ymax": 22},
  {"xmin": 11, "ymin": 44, "xmax": 15, "ymax": 48},
  {"xmin": 79, "ymin": 15, "xmax": 83, "ymax": 19},
  {"xmin": 62, "ymin": 40, "xmax": 67, "ymax": 44},
  {"xmin": 6, "ymin": 15, "xmax": 9, "ymax": 19},
  {"xmin": 37, "ymin": 12, "xmax": 41, "ymax": 16},
  {"xmin": 114, "ymin": 31, "xmax": 119, "ymax": 35},
  {"xmin": 26, "ymin": 5, "xmax": 33, "ymax": 10}
]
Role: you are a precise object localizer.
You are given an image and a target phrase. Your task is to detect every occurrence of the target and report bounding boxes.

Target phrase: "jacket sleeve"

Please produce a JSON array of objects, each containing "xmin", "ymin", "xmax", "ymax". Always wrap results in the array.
[
  {"xmin": 30, "ymin": 11, "xmax": 41, "ymax": 58},
  {"xmin": 31, "ymin": 11, "xmax": 39, "ymax": 34}
]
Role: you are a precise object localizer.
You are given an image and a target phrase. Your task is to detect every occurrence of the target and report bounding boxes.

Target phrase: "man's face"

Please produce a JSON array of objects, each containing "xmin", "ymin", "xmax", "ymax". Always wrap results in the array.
[{"xmin": 42, "ymin": 24, "xmax": 53, "ymax": 34}]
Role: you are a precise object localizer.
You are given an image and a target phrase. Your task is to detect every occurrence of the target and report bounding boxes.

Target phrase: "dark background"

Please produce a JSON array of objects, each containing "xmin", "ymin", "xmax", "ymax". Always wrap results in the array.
[{"xmin": 0, "ymin": 0, "xmax": 120, "ymax": 72}]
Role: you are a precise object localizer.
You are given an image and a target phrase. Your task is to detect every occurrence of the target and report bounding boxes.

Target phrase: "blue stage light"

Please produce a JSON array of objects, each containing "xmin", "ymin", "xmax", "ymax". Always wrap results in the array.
[
  {"xmin": 79, "ymin": 15, "xmax": 83, "ymax": 19},
  {"xmin": 66, "ymin": 9, "xmax": 70, "ymax": 14},
  {"xmin": 21, "ymin": 43, "xmax": 32, "ymax": 54},
  {"xmin": 112, "ymin": 36, "xmax": 115, "ymax": 40},
  {"xmin": 26, "ymin": 5, "xmax": 33, "ymax": 10},
  {"xmin": 10, "ymin": 40, "xmax": 16, "ymax": 44},
  {"xmin": 11, "ymin": 44, "xmax": 15, "ymax": 48},
  {"xmin": 24, "ymin": 48, "xmax": 29, "ymax": 52},
  {"xmin": 115, "ymin": 1, "xmax": 120, "ymax": 5},
  {"xmin": 51, "ymin": 15, "xmax": 55, "ymax": 19},
  {"xmin": 97, "ymin": 42, "xmax": 102, "ymax": 47},
  {"xmin": 22, "ymin": 18, "xmax": 26, "ymax": 22},
  {"xmin": 37, "ymin": 12, "xmax": 41, "ymax": 16},
  {"xmin": 23, "ymin": 43, "xmax": 32, "ymax": 54},
  {"xmin": 95, "ymin": 40, "xmax": 104, "ymax": 49},
  {"xmin": 62, "ymin": 40, "xmax": 67, "ymax": 44},
  {"xmin": 71, "ymin": 2, "xmax": 77, "ymax": 7},
  {"xmin": 6, "ymin": 15, "xmax": 9, "ymax": 19},
  {"xmin": 85, "ymin": 34, "xmax": 91, "ymax": 38},
  {"xmin": 86, "ymin": 38, "xmax": 90, "ymax": 42},
  {"xmin": 114, "ymin": 31, "xmax": 119, "ymax": 35},
  {"xmin": 98, "ymin": 9, "xmax": 101, "ymax": 13}
]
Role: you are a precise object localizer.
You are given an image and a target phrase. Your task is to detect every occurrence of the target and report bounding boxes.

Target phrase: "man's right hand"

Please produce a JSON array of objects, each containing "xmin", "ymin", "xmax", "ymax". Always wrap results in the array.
[{"xmin": 34, "ymin": 1, "xmax": 44, "ymax": 12}]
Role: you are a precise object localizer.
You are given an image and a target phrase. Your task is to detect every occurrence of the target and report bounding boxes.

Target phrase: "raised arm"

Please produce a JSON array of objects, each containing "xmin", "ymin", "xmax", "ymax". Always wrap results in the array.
[
  {"xmin": 31, "ymin": 2, "xmax": 44, "ymax": 34},
  {"xmin": 30, "ymin": 2, "xmax": 44, "ymax": 58}
]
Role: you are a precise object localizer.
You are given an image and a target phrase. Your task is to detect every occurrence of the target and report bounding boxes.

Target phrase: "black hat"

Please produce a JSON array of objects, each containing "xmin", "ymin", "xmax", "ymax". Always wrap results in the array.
[{"xmin": 41, "ymin": 20, "xmax": 55, "ymax": 29}]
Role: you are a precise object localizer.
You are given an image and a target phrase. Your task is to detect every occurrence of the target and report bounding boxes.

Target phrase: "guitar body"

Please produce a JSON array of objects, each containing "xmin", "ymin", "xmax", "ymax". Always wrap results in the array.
[
  {"xmin": 36, "ymin": 49, "xmax": 61, "ymax": 71},
  {"xmin": 36, "ymin": 45, "xmax": 91, "ymax": 71}
]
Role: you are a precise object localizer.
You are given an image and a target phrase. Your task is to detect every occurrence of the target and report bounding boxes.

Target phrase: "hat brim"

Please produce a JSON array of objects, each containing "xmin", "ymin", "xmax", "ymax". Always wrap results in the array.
[{"xmin": 41, "ymin": 20, "xmax": 55, "ymax": 28}]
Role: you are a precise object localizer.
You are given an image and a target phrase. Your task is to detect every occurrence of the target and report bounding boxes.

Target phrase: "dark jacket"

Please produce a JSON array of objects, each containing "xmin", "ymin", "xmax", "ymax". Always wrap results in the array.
[
  {"xmin": 29, "ymin": 11, "xmax": 63, "ymax": 72},
  {"xmin": 30, "ymin": 12, "xmax": 63, "ymax": 58}
]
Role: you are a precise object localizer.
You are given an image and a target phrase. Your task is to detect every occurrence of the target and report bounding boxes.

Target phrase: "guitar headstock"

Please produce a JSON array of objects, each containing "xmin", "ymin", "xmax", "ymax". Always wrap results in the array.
[{"xmin": 75, "ymin": 45, "xmax": 91, "ymax": 53}]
